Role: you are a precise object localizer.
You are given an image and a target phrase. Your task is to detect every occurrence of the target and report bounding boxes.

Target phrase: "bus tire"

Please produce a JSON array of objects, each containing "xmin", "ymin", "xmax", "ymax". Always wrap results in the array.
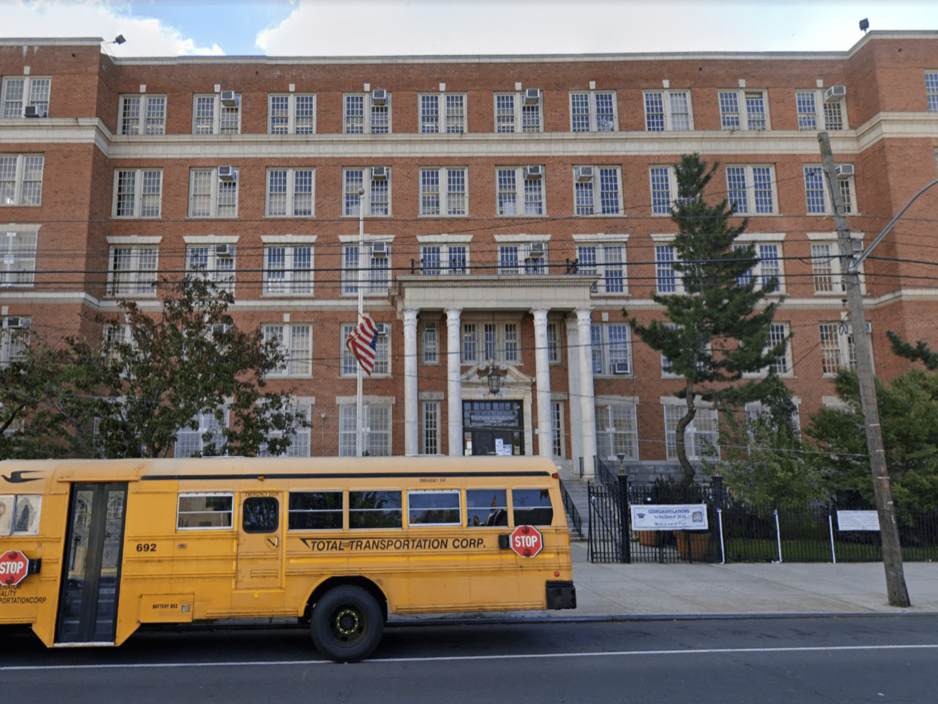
[{"xmin": 311, "ymin": 585, "xmax": 384, "ymax": 663}]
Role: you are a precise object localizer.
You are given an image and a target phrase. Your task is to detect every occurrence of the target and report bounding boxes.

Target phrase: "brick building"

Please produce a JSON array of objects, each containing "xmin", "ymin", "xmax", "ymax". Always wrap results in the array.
[{"xmin": 2, "ymin": 32, "xmax": 938, "ymax": 478}]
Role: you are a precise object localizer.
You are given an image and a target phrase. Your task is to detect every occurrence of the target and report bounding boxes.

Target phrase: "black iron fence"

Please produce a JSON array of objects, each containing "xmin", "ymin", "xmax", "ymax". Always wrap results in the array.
[{"xmin": 558, "ymin": 478, "xmax": 584, "ymax": 539}]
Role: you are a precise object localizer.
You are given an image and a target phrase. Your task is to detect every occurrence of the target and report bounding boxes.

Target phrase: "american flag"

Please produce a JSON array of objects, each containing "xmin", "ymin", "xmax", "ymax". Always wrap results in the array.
[{"xmin": 346, "ymin": 314, "xmax": 378, "ymax": 376}]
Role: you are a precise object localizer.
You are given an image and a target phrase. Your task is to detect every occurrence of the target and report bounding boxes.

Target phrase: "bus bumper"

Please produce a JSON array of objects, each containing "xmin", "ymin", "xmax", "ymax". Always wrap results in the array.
[{"xmin": 545, "ymin": 581, "xmax": 576, "ymax": 610}]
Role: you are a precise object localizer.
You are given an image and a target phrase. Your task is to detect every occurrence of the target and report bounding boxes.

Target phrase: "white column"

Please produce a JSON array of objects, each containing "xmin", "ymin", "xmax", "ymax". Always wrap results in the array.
[
  {"xmin": 531, "ymin": 308, "xmax": 553, "ymax": 458},
  {"xmin": 576, "ymin": 308, "xmax": 598, "ymax": 476},
  {"xmin": 403, "ymin": 307, "xmax": 419, "ymax": 456},
  {"xmin": 446, "ymin": 308, "xmax": 463, "ymax": 456},
  {"xmin": 566, "ymin": 318, "xmax": 583, "ymax": 469}
]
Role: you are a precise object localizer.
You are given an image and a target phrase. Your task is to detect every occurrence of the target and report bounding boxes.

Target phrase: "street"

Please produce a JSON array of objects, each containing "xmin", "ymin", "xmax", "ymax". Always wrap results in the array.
[{"xmin": 2, "ymin": 616, "xmax": 936, "ymax": 703}]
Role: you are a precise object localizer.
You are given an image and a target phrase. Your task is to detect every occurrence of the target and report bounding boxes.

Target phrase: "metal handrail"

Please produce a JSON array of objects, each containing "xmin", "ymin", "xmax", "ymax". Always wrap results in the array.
[{"xmin": 558, "ymin": 478, "xmax": 584, "ymax": 538}]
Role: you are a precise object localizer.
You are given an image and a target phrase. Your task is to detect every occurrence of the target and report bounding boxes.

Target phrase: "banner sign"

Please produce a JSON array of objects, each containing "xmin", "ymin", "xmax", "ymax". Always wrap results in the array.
[
  {"xmin": 837, "ymin": 510, "xmax": 880, "ymax": 531},
  {"xmin": 631, "ymin": 504, "xmax": 709, "ymax": 531},
  {"xmin": 467, "ymin": 410, "xmax": 520, "ymax": 428}
]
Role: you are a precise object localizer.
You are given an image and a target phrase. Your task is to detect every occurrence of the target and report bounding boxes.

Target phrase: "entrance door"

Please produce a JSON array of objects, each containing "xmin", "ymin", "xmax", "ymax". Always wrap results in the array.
[
  {"xmin": 471, "ymin": 430, "xmax": 515, "ymax": 456},
  {"xmin": 236, "ymin": 493, "xmax": 284, "ymax": 590},
  {"xmin": 57, "ymin": 483, "xmax": 128, "ymax": 644}
]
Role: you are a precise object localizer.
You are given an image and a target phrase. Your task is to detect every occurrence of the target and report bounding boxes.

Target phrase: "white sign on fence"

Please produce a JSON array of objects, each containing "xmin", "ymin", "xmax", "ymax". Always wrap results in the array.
[
  {"xmin": 837, "ymin": 510, "xmax": 880, "ymax": 532},
  {"xmin": 631, "ymin": 504, "xmax": 709, "ymax": 531}
]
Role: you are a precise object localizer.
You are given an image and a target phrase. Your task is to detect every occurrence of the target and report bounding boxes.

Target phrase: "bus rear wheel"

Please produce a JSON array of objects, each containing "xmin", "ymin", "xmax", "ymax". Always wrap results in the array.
[{"xmin": 311, "ymin": 585, "xmax": 384, "ymax": 663}]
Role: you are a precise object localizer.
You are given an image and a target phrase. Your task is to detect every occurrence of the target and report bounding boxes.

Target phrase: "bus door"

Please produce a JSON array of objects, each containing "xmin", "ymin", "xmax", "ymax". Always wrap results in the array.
[
  {"xmin": 56, "ymin": 482, "xmax": 128, "ymax": 645},
  {"xmin": 236, "ymin": 492, "xmax": 284, "ymax": 591}
]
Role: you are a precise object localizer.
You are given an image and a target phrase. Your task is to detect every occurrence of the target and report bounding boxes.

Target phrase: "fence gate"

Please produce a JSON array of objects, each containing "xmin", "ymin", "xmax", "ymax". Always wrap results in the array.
[{"xmin": 587, "ymin": 480, "xmax": 630, "ymax": 563}]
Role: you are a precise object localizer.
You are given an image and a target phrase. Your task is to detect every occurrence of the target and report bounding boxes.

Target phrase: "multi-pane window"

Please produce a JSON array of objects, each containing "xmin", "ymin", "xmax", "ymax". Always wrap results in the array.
[
  {"xmin": 419, "ymin": 168, "xmax": 467, "ymax": 216},
  {"xmin": 189, "ymin": 168, "xmax": 238, "ymax": 218},
  {"xmin": 591, "ymin": 323, "xmax": 631, "ymax": 376},
  {"xmin": 573, "ymin": 167, "xmax": 622, "ymax": 216},
  {"xmin": 0, "ymin": 155, "xmax": 43, "ymax": 206},
  {"xmin": 768, "ymin": 322, "xmax": 792, "ymax": 375},
  {"xmin": 577, "ymin": 242, "xmax": 627, "ymax": 295},
  {"xmin": 259, "ymin": 406, "xmax": 311, "ymax": 458},
  {"xmin": 263, "ymin": 244, "xmax": 313, "ymax": 295},
  {"xmin": 113, "ymin": 169, "xmax": 162, "ymax": 218},
  {"xmin": 343, "ymin": 168, "xmax": 390, "ymax": 217},
  {"xmin": 551, "ymin": 401, "xmax": 565, "ymax": 458},
  {"xmin": 344, "ymin": 92, "xmax": 390, "ymax": 134},
  {"xmin": 339, "ymin": 404, "xmax": 391, "ymax": 456},
  {"xmin": 718, "ymin": 89, "xmax": 769, "ymax": 130},
  {"xmin": 1, "ymin": 316, "xmax": 30, "ymax": 367},
  {"xmin": 925, "ymin": 72, "xmax": 938, "ymax": 111},
  {"xmin": 819, "ymin": 322, "xmax": 856, "ymax": 376},
  {"xmin": 268, "ymin": 93, "xmax": 316, "ymax": 134},
  {"xmin": 649, "ymin": 166, "xmax": 678, "ymax": 215},
  {"xmin": 419, "ymin": 243, "xmax": 468, "ymax": 275},
  {"xmin": 192, "ymin": 93, "xmax": 241, "ymax": 135},
  {"xmin": 733, "ymin": 242, "xmax": 782, "ymax": 292},
  {"xmin": 174, "ymin": 410, "xmax": 229, "ymax": 458},
  {"xmin": 726, "ymin": 165, "xmax": 777, "ymax": 214},
  {"xmin": 643, "ymin": 90, "xmax": 692, "ymax": 131},
  {"xmin": 795, "ymin": 90, "xmax": 846, "ymax": 131},
  {"xmin": 420, "ymin": 93, "xmax": 466, "ymax": 133},
  {"xmin": 498, "ymin": 242, "xmax": 547, "ymax": 275},
  {"xmin": 804, "ymin": 166, "xmax": 857, "ymax": 214},
  {"xmin": 664, "ymin": 404, "xmax": 718, "ymax": 461},
  {"xmin": 186, "ymin": 244, "xmax": 236, "ymax": 292},
  {"xmin": 570, "ymin": 91, "xmax": 617, "ymax": 132},
  {"xmin": 1, "ymin": 77, "xmax": 50, "ymax": 118},
  {"xmin": 107, "ymin": 245, "xmax": 158, "ymax": 297},
  {"xmin": 340, "ymin": 323, "xmax": 390, "ymax": 376},
  {"xmin": 0, "ymin": 230, "xmax": 38, "ymax": 288},
  {"xmin": 496, "ymin": 167, "xmax": 545, "ymax": 216},
  {"xmin": 494, "ymin": 91, "xmax": 542, "ymax": 133},
  {"xmin": 262, "ymin": 324, "xmax": 312, "ymax": 376},
  {"xmin": 422, "ymin": 401, "xmax": 441, "ymax": 454},
  {"xmin": 422, "ymin": 322, "xmax": 439, "ymax": 364},
  {"xmin": 266, "ymin": 168, "xmax": 314, "ymax": 217},
  {"xmin": 118, "ymin": 94, "xmax": 166, "ymax": 135},
  {"xmin": 655, "ymin": 244, "xmax": 679, "ymax": 293},
  {"xmin": 810, "ymin": 241, "xmax": 864, "ymax": 295},
  {"xmin": 341, "ymin": 243, "xmax": 391, "ymax": 295},
  {"xmin": 596, "ymin": 402, "xmax": 639, "ymax": 461},
  {"xmin": 547, "ymin": 322, "xmax": 561, "ymax": 364},
  {"xmin": 461, "ymin": 321, "xmax": 520, "ymax": 365}
]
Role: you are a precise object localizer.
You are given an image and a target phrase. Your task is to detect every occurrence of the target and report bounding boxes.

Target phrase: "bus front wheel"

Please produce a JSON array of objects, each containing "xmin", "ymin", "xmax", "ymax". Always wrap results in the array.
[{"xmin": 311, "ymin": 585, "xmax": 384, "ymax": 663}]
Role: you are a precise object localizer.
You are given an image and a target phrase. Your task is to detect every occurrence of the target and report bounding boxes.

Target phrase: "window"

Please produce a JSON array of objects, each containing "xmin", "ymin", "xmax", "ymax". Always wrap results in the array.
[
  {"xmin": 591, "ymin": 323, "xmax": 631, "ymax": 376},
  {"xmin": 174, "ymin": 410, "xmax": 229, "ymax": 458},
  {"xmin": 810, "ymin": 239, "xmax": 865, "ymax": 294},
  {"xmin": 804, "ymin": 166, "xmax": 857, "ymax": 215},
  {"xmin": 461, "ymin": 321, "xmax": 521, "ymax": 365},
  {"xmin": 340, "ymin": 323, "xmax": 389, "ymax": 375},
  {"xmin": 422, "ymin": 401, "xmax": 441, "ymax": 454},
  {"xmin": 259, "ymin": 405, "xmax": 311, "ymax": 458},
  {"xmin": 649, "ymin": 166, "xmax": 678, "ymax": 216},
  {"xmin": 107, "ymin": 245, "xmax": 158, "ymax": 296},
  {"xmin": 576, "ymin": 241, "xmax": 627, "ymax": 295},
  {"xmin": 343, "ymin": 168, "xmax": 390, "ymax": 217},
  {"xmin": 732, "ymin": 241, "xmax": 783, "ymax": 293},
  {"xmin": 573, "ymin": 166, "xmax": 622, "ymax": 216},
  {"xmin": 496, "ymin": 167, "xmax": 545, "ymax": 216},
  {"xmin": 795, "ymin": 90, "xmax": 845, "ymax": 131},
  {"xmin": 288, "ymin": 492, "xmax": 343, "ymax": 530},
  {"xmin": 1, "ymin": 76, "xmax": 50, "ymax": 118},
  {"xmin": 664, "ymin": 404, "xmax": 718, "ymax": 461},
  {"xmin": 596, "ymin": 402, "xmax": 638, "ymax": 461},
  {"xmin": 0, "ymin": 229, "xmax": 38, "ymax": 288},
  {"xmin": 408, "ymin": 490, "xmax": 460, "ymax": 526},
  {"xmin": 186, "ymin": 244, "xmax": 236, "ymax": 292},
  {"xmin": 176, "ymin": 493, "xmax": 233, "ymax": 530},
  {"xmin": 189, "ymin": 168, "xmax": 238, "ymax": 218},
  {"xmin": 344, "ymin": 92, "xmax": 390, "ymax": 134},
  {"xmin": 349, "ymin": 490, "xmax": 401, "ymax": 528},
  {"xmin": 718, "ymin": 89, "xmax": 769, "ymax": 130},
  {"xmin": 266, "ymin": 168, "xmax": 314, "ymax": 217},
  {"xmin": 420, "ymin": 93, "xmax": 466, "ymax": 133},
  {"xmin": 419, "ymin": 167, "xmax": 467, "ymax": 217},
  {"xmin": 268, "ymin": 93, "xmax": 315, "ymax": 134},
  {"xmin": 570, "ymin": 90, "xmax": 617, "ymax": 132},
  {"xmin": 340, "ymin": 405, "xmax": 392, "ymax": 457},
  {"xmin": 118, "ymin": 94, "xmax": 166, "ymax": 135},
  {"xmin": 512, "ymin": 489, "xmax": 553, "ymax": 526},
  {"xmin": 262, "ymin": 324, "xmax": 312, "ymax": 376},
  {"xmin": 467, "ymin": 489, "xmax": 508, "ymax": 527},
  {"xmin": 551, "ymin": 401, "xmax": 565, "ymax": 458},
  {"xmin": 0, "ymin": 495, "xmax": 41, "ymax": 535},
  {"xmin": 341, "ymin": 243, "xmax": 391, "ymax": 295},
  {"xmin": 655, "ymin": 244, "xmax": 680, "ymax": 294},
  {"xmin": 547, "ymin": 322, "xmax": 561, "ymax": 364},
  {"xmin": 497, "ymin": 242, "xmax": 547, "ymax": 275},
  {"xmin": 113, "ymin": 169, "xmax": 162, "ymax": 218},
  {"xmin": 422, "ymin": 322, "xmax": 439, "ymax": 364},
  {"xmin": 494, "ymin": 91, "xmax": 542, "ymax": 133},
  {"xmin": 243, "ymin": 496, "xmax": 279, "ymax": 533},
  {"xmin": 1, "ymin": 316, "xmax": 30, "ymax": 367},
  {"xmin": 768, "ymin": 322, "xmax": 792, "ymax": 375},
  {"xmin": 725, "ymin": 165, "xmax": 777, "ymax": 214},
  {"xmin": 926, "ymin": 72, "xmax": 938, "ymax": 111},
  {"xmin": 1, "ymin": 154, "xmax": 43, "ymax": 206},
  {"xmin": 419, "ymin": 243, "xmax": 468, "ymax": 275},
  {"xmin": 263, "ymin": 243, "xmax": 313, "ymax": 295},
  {"xmin": 819, "ymin": 322, "xmax": 856, "ymax": 376},
  {"xmin": 643, "ymin": 90, "xmax": 692, "ymax": 131},
  {"xmin": 192, "ymin": 93, "xmax": 240, "ymax": 135}
]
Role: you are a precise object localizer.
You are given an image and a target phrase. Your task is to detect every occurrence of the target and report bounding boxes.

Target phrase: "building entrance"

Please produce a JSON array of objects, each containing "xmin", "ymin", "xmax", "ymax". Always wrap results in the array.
[{"xmin": 463, "ymin": 401, "xmax": 524, "ymax": 456}]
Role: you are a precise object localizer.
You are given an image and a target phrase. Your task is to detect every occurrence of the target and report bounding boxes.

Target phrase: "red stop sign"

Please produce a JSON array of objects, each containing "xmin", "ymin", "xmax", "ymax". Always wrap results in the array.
[
  {"xmin": 0, "ymin": 550, "xmax": 29, "ymax": 587},
  {"xmin": 510, "ymin": 525, "xmax": 543, "ymax": 558}
]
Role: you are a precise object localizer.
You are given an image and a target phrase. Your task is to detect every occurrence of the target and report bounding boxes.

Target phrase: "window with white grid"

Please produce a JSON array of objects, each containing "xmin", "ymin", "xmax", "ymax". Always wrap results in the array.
[
  {"xmin": 1, "ymin": 316, "xmax": 30, "ymax": 367},
  {"xmin": 262, "ymin": 324, "xmax": 313, "ymax": 377},
  {"xmin": 268, "ymin": 93, "xmax": 316, "ymax": 134},
  {"xmin": 664, "ymin": 404, "xmax": 717, "ymax": 461},
  {"xmin": 496, "ymin": 167, "xmax": 544, "ymax": 216},
  {"xmin": 732, "ymin": 242, "xmax": 783, "ymax": 293},
  {"xmin": 113, "ymin": 169, "xmax": 162, "ymax": 218},
  {"xmin": 570, "ymin": 90, "xmax": 617, "ymax": 132},
  {"xmin": 422, "ymin": 321, "xmax": 439, "ymax": 364},
  {"xmin": 768, "ymin": 322, "xmax": 792, "ymax": 375},
  {"xmin": 118, "ymin": 94, "xmax": 166, "ymax": 135},
  {"xmin": 810, "ymin": 240, "xmax": 865, "ymax": 296},
  {"xmin": 264, "ymin": 244, "xmax": 313, "ymax": 296},
  {"xmin": 590, "ymin": 324, "xmax": 631, "ymax": 376},
  {"xmin": 1, "ymin": 77, "xmax": 50, "ymax": 118},
  {"xmin": 494, "ymin": 92, "xmax": 542, "ymax": 133},
  {"xmin": 340, "ymin": 322, "xmax": 390, "ymax": 376},
  {"xmin": 422, "ymin": 401, "xmax": 441, "ymax": 454},
  {"xmin": 796, "ymin": 90, "xmax": 846, "ymax": 131},
  {"xmin": 189, "ymin": 168, "xmax": 238, "ymax": 218},
  {"xmin": 341, "ymin": 243, "xmax": 391, "ymax": 296},
  {"xmin": 726, "ymin": 165, "xmax": 776, "ymax": 214},
  {"xmin": 0, "ymin": 155, "xmax": 43, "ymax": 207},
  {"xmin": 926, "ymin": 72, "xmax": 938, "ymax": 111},
  {"xmin": 551, "ymin": 401, "xmax": 565, "ymax": 458},
  {"xmin": 649, "ymin": 166, "xmax": 678, "ymax": 216},
  {"xmin": 573, "ymin": 167, "xmax": 622, "ymax": 216},
  {"xmin": 547, "ymin": 322, "xmax": 561, "ymax": 364},
  {"xmin": 192, "ymin": 93, "xmax": 240, "ymax": 135},
  {"xmin": 186, "ymin": 244, "xmax": 236, "ymax": 292},
  {"xmin": 577, "ymin": 241, "xmax": 627, "ymax": 295},
  {"xmin": 266, "ymin": 168, "xmax": 314, "ymax": 217},
  {"xmin": 107, "ymin": 245, "xmax": 158, "ymax": 297},
  {"xmin": 419, "ymin": 243, "xmax": 468, "ymax": 275},
  {"xmin": 804, "ymin": 166, "xmax": 857, "ymax": 215},
  {"xmin": 655, "ymin": 244, "xmax": 680, "ymax": 293},
  {"xmin": 258, "ymin": 405, "xmax": 311, "ymax": 457},
  {"xmin": 718, "ymin": 89, "xmax": 768, "ymax": 130},
  {"xmin": 419, "ymin": 167, "xmax": 467, "ymax": 216},
  {"xmin": 498, "ymin": 242, "xmax": 547, "ymax": 276},
  {"xmin": 343, "ymin": 168, "xmax": 390, "ymax": 217},
  {"xmin": 819, "ymin": 322, "xmax": 856, "ymax": 376},
  {"xmin": 596, "ymin": 402, "xmax": 638, "ymax": 461},
  {"xmin": 461, "ymin": 321, "xmax": 520, "ymax": 365},
  {"xmin": 0, "ymin": 229, "xmax": 37, "ymax": 288},
  {"xmin": 420, "ymin": 93, "xmax": 466, "ymax": 133},
  {"xmin": 339, "ymin": 404, "xmax": 391, "ymax": 457},
  {"xmin": 174, "ymin": 409, "xmax": 229, "ymax": 458},
  {"xmin": 344, "ymin": 92, "xmax": 391, "ymax": 134},
  {"xmin": 643, "ymin": 90, "xmax": 692, "ymax": 131}
]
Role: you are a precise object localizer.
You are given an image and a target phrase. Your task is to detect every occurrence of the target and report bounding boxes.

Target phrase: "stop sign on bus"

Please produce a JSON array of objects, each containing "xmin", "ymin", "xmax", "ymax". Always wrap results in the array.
[
  {"xmin": 0, "ymin": 550, "xmax": 29, "ymax": 587},
  {"xmin": 510, "ymin": 525, "xmax": 543, "ymax": 558}
]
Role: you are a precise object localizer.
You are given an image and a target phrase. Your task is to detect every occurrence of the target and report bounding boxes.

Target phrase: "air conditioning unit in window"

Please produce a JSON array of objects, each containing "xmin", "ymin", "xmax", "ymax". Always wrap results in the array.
[
  {"xmin": 375, "ymin": 323, "xmax": 389, "ymax": 337},
  {"xmin": 525, "ymin": 165, "xmax": 543, "ymax": 179},
  {"xmin": 576, "ymin": 166, "xmax": 595, "ymax": 182},
  {"xmin": 6, "ymin": 317, "xmax": 29, "ymax": 329},
  {"xmin": 215, "ymin": 244, "xmax": 234, "ymax": 258},
  {"xmin": 524, "ymin": 88, "xmax": 542, "ymax": 105},
  {"xmin": 528, "ymin": 242, "xmax": 545, "ymax": 258},
  {"xmin": 220, "ymin": 90, "xmax": 238, "ymax": 106},
  {"xmin": 371, "ymin": 89, "xmax": 387, "ymax": 105},
  {"xmin": 371, "ymin": 166, "xmax": 388, "ymax": 180},
  {"xmin": 835, "ymin": 164, "xmax": 855, "ymax": 178},
  {"xmin": 612, "ymin": 362, "xmax": 630, "ymax": 375},
  {"xmin": 24, "ymin": 106, "xmax": 47, "ymax": 118},
  {"xmin": 824, "ymin": 85, "xmax": 847, "ymax": 102},
  {"xmin": 371, "ymin": 242, "xmax": 388, "ymax": 259},
  {"xmin": 218, "ymin": 166, "xmax": 237, "ymax": 182}
]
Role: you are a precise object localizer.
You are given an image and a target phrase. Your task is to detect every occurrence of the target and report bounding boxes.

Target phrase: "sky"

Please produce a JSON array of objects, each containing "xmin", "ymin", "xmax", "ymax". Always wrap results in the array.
[{"xmin": 3, "ymin": 0, "xmax": 938, "ymax": 57}]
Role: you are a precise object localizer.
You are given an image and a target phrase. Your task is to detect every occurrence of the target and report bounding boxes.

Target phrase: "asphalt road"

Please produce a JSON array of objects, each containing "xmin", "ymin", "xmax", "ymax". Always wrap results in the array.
[{"xmin": 2, "ymin": 617, "xmax": 936, "ymax": 703}]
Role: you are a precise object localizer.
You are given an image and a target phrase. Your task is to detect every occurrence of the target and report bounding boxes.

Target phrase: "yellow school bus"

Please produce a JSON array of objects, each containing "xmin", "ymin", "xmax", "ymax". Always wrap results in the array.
[{"xmin": 0, "ymin": 455, "xmax": 575, "ymax": 661}]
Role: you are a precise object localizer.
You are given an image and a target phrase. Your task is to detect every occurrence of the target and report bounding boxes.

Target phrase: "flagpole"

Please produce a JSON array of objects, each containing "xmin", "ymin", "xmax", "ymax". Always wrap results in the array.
[{"xmin": 357, "ymin": 188, "xmax": 365, "ymax": 458}]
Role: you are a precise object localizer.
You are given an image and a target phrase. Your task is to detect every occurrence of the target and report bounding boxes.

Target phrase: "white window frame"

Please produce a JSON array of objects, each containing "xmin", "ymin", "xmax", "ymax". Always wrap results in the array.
[
  {"xmin": 259, "ymin": 404, "xmax": 312, "ymax": 458},
  {"xmin": 267, "ymin": 93, "xmax": 316, "ymax": 134},
  {"xmin": 343, "ymin": 168, "xmax": 391, "ymax": 217},
  {"xmin": 418, "ymin": 241, "xmax": 469, "ymax": 276},
  {"xmin": 725, "ymin": 164, "xmax": 778, "ymax": 215},
  {"xmin": 496, "ymin": 167, "xmax": 545, "ymax": 217},
  {"xmin": 339, "ymin": 403, "xmax": 392, "ymax": 456},
  {"xmin": 732, "ymin": 236, "xmax": 785, "ymax": 294},
  {"xmin": 262, "ymin": 324, "xmax": 313, "ymax": 377},
  {"xmin": 1, "ymin": 154, "xmax": 44, "ymax": 207},
  {"xmin": 494, "ymin": 91, "xmax": 543, "ymax": 133},
  {"xmin": 174, "ymin": 409, "xmax": 230, "ymax": 458},
  {"xmin": 421, "ymin": 401, "xmax": 441, "ymax": 454},
  {"xmin": 795, "ymin": 90, "xmax": 846, "ymax": 131},
  {"xmin": 590, "ymin": 323, "xmax": 632, "ymax": 377},
  {"xmin": 547, "ymin": 322, "xmax": 562, "ymax": 365},
  {"xmin": 819, "ymin": 321, "xmax": 857, "ymax": 376},
  {"xmin": 419, "ymin": 92, "xmax": 466, "ymax": 134},
  {"xmin": 642, "ymin": 90, "xmax": 693, "ymax": 131},
  {"xmin": 573, "ymin": 166, "xmax": 623, "ymax": 216},
  {"xmin": 118, "ymin": 94, "xmax": 167, "ymax": 135},
  {"xmin": 1, "ymin": 316, "xmax": 30, "ymax": 367},
  {"xmin": 569, "ymin": 90, "xmax": 618, "ymax": 132},
  {"xmin": 551, "ymin": 400, "xmax": 565, "ymax": 458},
  {"xmin": 595, "ymin": 399, "xmax": 639, "ymax": 461},
  {"xmin": 188, "ymin": 167, "xmax": 239, "ymax": 218},
  {"xmin": 928, "ymin": 72, "xmax": 938, "ymax": 112},
  {"xmin": 419, "ymin": 167, "xmax": 467, "ymax": 217},
  {"xmin": 0, "ymin": 227, "xmax": 39, "ymax": 288},
  {"xmin": 340, "ymin": 322, "xmax": 390, "ymax": 377},
  {"xmin": 262, "ymin": 237, "xmax": 315, "ymax": 296},
  {"xmin": 649, "ymin": 165, "xmax": 679, "ymax": 216},
  {"xmin": 340, "ymin": 239, "xmax": 392, "ymax": 296},
  {"xmin": 192, "ymin": 93, "xmax": 241, "ymax": 135},
  {"xmin": 804, "ymin": 165, "xmax": 857, "ymax": 215},
  {"xmin": 1, "ymin": 76, "xmax": 50, "ymax": 118},
  {"xmin": 112, "ymin": 168, "xmax": 162, "ymax": 218},
  {"xmin": 718, "ymin": 89, "xmax": 770, "ymax": 131},
  {"xmin": 461, "ymin": 319, "xmax": 522, "ymax": 365},
  {"xmin": 809, "ymin": 235, "xmax": 866, "ymax": 296},
  {"xmin": 575, "ymin": 236, "xmax": 628, "ymax": 296},
  {"xmin": 266, "ymin": 167, "xmax": 315, "ymax": 217},
  {"xmin": 344, "ymin": 92, "xmax": 391, "ymax": 134},
  {"xmin": 664, "ymin": 402, "xmax": 718, "ymax": 461},
  {"xmin": 653, "ymin": 239, "xmax": 683, "ymax": 294},
  {"xmin": 496, "ymin": 239, "xmax": 549, "ymax": 276},
  {"xmin": 107, "ymin": 240, "xmax": 159, "ymax": 297},
  {"xmin": 768, "ymin": 322, "xmax": 793, "ymax": 376},
  {"xmin": 185, "ymin": 240, "xmax": 237, "ymax": 293},
  {"xmin": 421, "ymin": 321, "xmax": 440, "ymax": 365}
]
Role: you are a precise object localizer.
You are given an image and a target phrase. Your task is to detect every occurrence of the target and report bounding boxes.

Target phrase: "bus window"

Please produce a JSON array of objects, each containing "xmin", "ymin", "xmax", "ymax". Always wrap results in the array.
[
  {"xmin": 177, "ymin": 493, "xmax": 234, "ymax": 529},
  {"xmin": 0, "ymin": 495, "xmax": 41, "ymax": 535},
  {"xmin": 407, "ymin": 490, "xmax": 460, "ymax": 526},
  {"xmin": 349, "ymin": 491, "xmax": 402, "ymax": 529},
  {"xmin": 289, "ymin": 492, "xmax": 343, "ymax": 530},
  {"xmin": 242, "ymin": 497, "xmax": 279, "ymax": 533},
  {"xmin": 466, "ymin": 489, "xmax": 508, "ymax": 527},
  {"xmin": 512, "ymin": 489, "xmax": 553, "ymax": 526}
]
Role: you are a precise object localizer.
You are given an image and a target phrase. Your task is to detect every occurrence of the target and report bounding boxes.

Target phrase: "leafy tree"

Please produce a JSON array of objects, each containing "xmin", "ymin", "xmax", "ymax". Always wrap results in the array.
[{"xmin": 628, "ymin": 154, "xmax": 788, "ymax": 484}]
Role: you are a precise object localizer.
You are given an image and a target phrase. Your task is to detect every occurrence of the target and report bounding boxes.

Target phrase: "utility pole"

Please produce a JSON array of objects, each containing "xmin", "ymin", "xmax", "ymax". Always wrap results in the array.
[{"xmin": 817, "ymin": 133, "xmax": 910, "ymax": 607}]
